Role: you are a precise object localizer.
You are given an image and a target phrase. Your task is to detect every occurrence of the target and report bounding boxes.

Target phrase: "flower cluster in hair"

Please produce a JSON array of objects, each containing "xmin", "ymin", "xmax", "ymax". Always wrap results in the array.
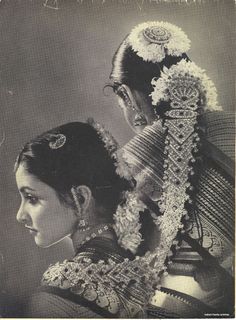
[
  {"xmin": 128, "ymin": 21, "xmax": 190, "ymax": 63},
  {"xmin": 88, "ymin": 118, "xmax": 148, "ymax": 254},
  {"xmin": 151, "ymin": 59, "xmax": 222, "ymax": 111},
  {"xmin": 113, "ymin": 191, "xmax": 147, "ymax": 254},
  {"xmin": 87, "ymin": 118, "xmax": 133, "ymax": 181}
]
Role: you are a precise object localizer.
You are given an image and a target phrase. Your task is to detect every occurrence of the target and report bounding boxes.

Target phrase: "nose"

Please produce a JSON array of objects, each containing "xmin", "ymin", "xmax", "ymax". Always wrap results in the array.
[{"xmin": 16, "ymin": 203, "xmax": 29, "ymax": 224}]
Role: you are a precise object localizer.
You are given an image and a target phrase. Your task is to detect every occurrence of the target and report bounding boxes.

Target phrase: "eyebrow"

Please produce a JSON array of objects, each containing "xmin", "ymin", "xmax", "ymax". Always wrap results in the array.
[{"xmin": 19, "ymin": 187, "xmax": 36, "ymax": 193}]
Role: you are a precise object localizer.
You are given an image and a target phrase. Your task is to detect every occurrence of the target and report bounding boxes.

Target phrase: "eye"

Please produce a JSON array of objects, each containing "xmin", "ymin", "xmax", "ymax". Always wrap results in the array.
[{"xmin": 25, "ymin": 194, "xmax": 39, "ymax": 205}]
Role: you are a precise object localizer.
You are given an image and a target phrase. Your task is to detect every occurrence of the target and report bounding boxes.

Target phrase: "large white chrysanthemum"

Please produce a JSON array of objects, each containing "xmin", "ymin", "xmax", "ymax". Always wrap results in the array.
[
  {"xmin": 128, "ymin": 21, "xmax": 191, "ymax": 63},
  {"xmin": 151, "ymin": 59, "xmax": 222, "ymax": 111}
]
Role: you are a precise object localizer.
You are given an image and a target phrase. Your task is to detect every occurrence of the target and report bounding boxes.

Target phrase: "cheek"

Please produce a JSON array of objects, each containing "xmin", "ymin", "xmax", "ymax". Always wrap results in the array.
[
  {"xmin": 117, "ymin": 98, "xmax": 135, "ymax": 126},
  {"xmin": 123, "ymin": 108, "xmax": 133, "ymax": 124},
  {"xmin": 46, "ymin": 202, "xmax": 76, "ymax": 235},
  {"xmin": 123, "ymin": 108, "xmax": 136, "ymax": 130},
  {"xmin": 31, "ymin": 205, "xmax": 49, "ymax": 227}
]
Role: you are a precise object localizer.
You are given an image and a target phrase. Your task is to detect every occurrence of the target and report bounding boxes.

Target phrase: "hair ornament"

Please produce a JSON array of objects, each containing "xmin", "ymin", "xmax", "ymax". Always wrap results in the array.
[
  {"xmin": 87, "ymin": 118, "xmax": 133, "ymax": 181},
  {"xmin": 87, "ymin": 117, "xmax": 118, "ymax": 154},
  {"xmin": 49, "ymin": 134, "xmax": 66, "ymax": 149},
  {"xmin": 138, "ymin": 60, "xmax": 222, "ymax": 276},
  {"xmin": 113, "ymin": 190, "xmax": 147, "ymax": 254},
  {"xmin": 113, "ymin": 58, "xmax": 225, "ymax": 283},
  {"xmin": 128, "ymin": 21, "xmax": 191, "ymax": 63},
  {"xmin": 87, "ymin": 119, "xmax": 149, "ymax": 253},
  {"xmin": 151, "ymin": 59, "xmax": 222, "ymax": 112}
]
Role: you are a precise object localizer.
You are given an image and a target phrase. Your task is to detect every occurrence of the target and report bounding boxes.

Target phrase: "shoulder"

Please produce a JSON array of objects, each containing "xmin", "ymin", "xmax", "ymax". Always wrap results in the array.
[
  {"xmin": 39, "ymin": 247, "xmax": 149, "ymax": 318},
  {"xmin": 24, "ymin": 290, "xmax": 102, "ymax": 318},
  {"xmin": 40, "ymin": 257, "xmax": 122, "ymax": 317}
]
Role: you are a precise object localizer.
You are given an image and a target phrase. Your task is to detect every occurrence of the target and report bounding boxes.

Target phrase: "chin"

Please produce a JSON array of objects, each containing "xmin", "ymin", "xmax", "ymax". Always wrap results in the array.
[
  {"xmin": 35, "ymin": 239, "xmax": 53, "ymax": 248},
  {"xmin": 35, "ymin": 234, "xmax": 69, "ymax": 248}
]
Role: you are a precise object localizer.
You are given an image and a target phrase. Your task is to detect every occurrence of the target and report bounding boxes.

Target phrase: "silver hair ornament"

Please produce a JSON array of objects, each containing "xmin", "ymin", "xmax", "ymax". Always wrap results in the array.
[{"xmin": 49, "ymin": 134, "xmax": 67, "ymax": 149}]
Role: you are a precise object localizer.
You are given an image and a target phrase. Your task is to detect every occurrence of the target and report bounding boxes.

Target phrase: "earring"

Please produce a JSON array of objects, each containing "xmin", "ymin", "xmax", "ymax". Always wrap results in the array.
[
  {"xmin": 77, "ymin": 219, "xmax": 89, "ymax": 231},
  {"xmin": 71, "ymin": 187, "xmax": 90, "ymax": 232},
  {"xmin": 134, "ymin": 111, "xmax": 147, "ymax": 127}
]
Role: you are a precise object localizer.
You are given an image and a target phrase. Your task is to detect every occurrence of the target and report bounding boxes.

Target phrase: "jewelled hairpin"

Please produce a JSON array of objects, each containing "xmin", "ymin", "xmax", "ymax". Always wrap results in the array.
[{"xmin": 49, "ymin": 134, "xmax": 66, "ymax": 149}]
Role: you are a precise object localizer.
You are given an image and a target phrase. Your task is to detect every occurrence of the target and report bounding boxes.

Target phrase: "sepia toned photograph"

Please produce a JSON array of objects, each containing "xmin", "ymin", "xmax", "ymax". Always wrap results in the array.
[{"xmin": 0, "ymin": 0, "xmax": 234, "ymax": 318}]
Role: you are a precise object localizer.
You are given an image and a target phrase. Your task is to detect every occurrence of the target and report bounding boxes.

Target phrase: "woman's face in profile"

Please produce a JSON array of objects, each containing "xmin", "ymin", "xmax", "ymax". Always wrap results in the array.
[{"xmin": 15, "ymin": 164, "xmax": 77, "ymax": 248}]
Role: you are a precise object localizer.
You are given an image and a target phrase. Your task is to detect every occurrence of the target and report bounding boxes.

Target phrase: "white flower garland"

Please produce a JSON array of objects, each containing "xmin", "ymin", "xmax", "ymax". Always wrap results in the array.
[
  {"xmin": 151, "ymin": 59, "xmax": 222, "ymax": 111},
  {"xmin": 87, "ymin": 118, "xmax": 133, "ymax": 180},
  {"xmin": 128, "ymin": 21, "xmax": 190, "ymax": 63},
  {"xmin": 88, "ymin": 118, "xmax": 147, "ymax": 253},
  {"xmin": 113, "ymin": 191, "xmax": 147, "ymax": 254}
]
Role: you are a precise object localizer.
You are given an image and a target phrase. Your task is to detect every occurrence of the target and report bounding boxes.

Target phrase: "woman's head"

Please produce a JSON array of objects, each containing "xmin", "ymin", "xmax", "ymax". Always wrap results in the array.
[
  {"xmin": 15, "ymin": 121, "xmax": 131, "ymax": 247},
  {"xmin": 109, "ymin": 21, "xmax": 190, "ymax": 133}
]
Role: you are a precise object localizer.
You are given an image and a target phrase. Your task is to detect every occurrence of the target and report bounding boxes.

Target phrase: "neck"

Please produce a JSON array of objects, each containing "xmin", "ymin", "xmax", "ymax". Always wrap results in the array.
[{"xmin": 71, "ymin": 222, "xmax": 114, "ymax": 252}]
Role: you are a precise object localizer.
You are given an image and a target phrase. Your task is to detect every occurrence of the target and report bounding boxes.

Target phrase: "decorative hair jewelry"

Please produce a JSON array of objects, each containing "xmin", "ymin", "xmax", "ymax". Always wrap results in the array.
[
  {"xmin": 71, "ymin": 186, "xmax": 89, "ymax": 231},
  {"xmin": 49, "ymin": 133, "xmax": 66, "ymax": 149},
  {"xmin": 143, "ymin": 59, "xmax": 222, "ymax": 273},
  {"xmin": 105, "ymin": 58, "xmax": 224, "ymax": 288},
  {"xmin": 151, "ymin": 59, "xmax": 222, "ymax": 112},
  {"xmin": 113, "ymin": 191, "xmax": 147, "ymax": 254},
  {"xmin": 128, "ymin": 21, "xmax": 191, "ymax": 63}
]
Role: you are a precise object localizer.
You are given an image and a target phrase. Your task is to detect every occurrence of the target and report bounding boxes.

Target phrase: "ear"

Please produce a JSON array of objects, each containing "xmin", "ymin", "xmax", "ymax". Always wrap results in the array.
[
  {"xmin": 72, "ymin": 185, "xmax": 92, "ymax": 217},
  {"xmin": 117, "ymin": 84, "xmax": 139, "ymax": 111}
]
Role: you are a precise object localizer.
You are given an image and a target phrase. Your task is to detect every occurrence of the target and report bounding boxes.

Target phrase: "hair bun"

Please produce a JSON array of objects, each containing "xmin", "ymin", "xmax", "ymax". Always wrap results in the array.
[{"xmin": 128, "ymin": 21, "xmax": 191, "ymax": 63}]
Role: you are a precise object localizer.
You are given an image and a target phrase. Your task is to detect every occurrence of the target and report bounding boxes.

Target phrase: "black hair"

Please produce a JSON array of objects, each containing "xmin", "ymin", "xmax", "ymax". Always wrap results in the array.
[
  {"xmin": 110, "ymin": 36, "xmax": 189, "ymax": 115},
  {"xmin": 15, "ymin": 121, "xmax": 132, "ymax": 217}
]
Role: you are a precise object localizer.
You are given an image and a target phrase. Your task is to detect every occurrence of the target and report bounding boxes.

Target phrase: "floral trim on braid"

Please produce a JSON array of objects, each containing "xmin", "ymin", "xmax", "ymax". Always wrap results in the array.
[
  {"xmin": 87, "ymin": 118, "xmax": 133, "ymax": 180},
  {"xmin": 151, "ymin": 60, "xmax": 222, "ymax": 112},
  {"xmin": 145, "ymin": 59, "xmax": 222, "ymax": 275},
  {"xmin": 113, "ymin": 190, "xmax": 147, "ymax": 254},
  {"xmin": 87, "ymin": 118, "xmax": 147, "ymax": 254}
]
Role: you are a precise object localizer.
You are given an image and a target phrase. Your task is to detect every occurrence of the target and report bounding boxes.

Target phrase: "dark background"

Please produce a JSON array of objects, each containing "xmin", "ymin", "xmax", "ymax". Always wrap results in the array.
[{"xmin": 0, "ymin": 0, "xmax": 234, "ymax": 316}]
